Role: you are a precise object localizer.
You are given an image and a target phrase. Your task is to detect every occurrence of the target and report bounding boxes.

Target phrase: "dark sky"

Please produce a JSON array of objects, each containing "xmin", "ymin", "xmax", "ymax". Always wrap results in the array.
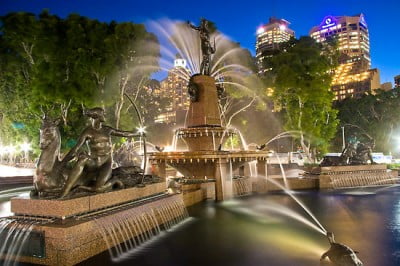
[{"xmin": 1, "ymin": 0, "xmax": 399, "ymax": 83}]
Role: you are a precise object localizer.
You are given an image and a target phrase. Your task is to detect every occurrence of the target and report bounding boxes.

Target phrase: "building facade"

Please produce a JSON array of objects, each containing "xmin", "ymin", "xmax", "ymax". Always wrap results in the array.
[
  {"xmin": 255, "ymin": 17, "xmax": 295, "ymax": 73},
  {"xmin": 310, "ymin": 14, "xmax": 380, "ymax": 100},
  {"xmin": 155, "ymin": 56, "xmax": 191, "ymax": 124},
  {"xmin": 394, "ymin": 75, "xmax": 400, "ymax": 88}
]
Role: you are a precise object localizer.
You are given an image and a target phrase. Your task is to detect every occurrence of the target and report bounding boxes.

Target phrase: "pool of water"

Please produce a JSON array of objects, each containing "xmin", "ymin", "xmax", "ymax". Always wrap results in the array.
[
  {"xmin": 1, "ymin": 186, "xmax": 399, "ymax": 265},
  {"xmin": 79, "ymin": 187, "xmax": 400, "ymax": 266}
]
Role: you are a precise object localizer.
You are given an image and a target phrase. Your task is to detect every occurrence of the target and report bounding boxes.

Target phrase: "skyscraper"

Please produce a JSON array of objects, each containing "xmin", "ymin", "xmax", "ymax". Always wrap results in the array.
[
  {"xmin": 156, "ymin": 55, "xmax": 191, "ymax": 124},
  {"xmin": 255, "ymin": 17, "xmax": 295, "ymax": 73},
  {"xmin": 310, "ymin": 14, "xmax": 380, "ymax": 100},
  {"xmin": 394, "ymin": 75, "xmax": 400, "ymax": 88}
]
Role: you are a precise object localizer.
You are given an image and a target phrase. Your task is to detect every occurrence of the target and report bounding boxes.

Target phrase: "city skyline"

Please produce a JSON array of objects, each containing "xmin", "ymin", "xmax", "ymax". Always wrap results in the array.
[{"xmin": 1, "ymin": 0, "xmax": 399, "ymax": 83}]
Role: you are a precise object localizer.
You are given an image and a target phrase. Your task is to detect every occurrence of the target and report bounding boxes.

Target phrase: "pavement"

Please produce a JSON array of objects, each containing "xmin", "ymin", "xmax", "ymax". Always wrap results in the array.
[{"xmin": 0, "ymin": 164, "xmax": 34, "ymax": 177}]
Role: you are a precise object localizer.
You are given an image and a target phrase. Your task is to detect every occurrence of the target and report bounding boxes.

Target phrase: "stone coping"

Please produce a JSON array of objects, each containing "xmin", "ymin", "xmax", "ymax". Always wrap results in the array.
[
  {"xmin": 10, "ymin": 182, "xmax": 166, "ymax": 219},
  {"xmin": 320, "ymin": 164, "xmax": 387, "ymax": 173},
  {"xmin": 150, "ymin": 150, "xmax": 270, "ymax": 161}
]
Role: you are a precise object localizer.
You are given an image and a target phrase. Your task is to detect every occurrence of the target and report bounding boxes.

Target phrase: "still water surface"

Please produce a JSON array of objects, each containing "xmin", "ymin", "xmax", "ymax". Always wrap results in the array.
[
  {"xmin": 83, "ymin": 187, "xmax": 400, "ymax": 266},
  {"xmin": 1, "ymin": 187, "xmax": 400, "ymax": 265}
]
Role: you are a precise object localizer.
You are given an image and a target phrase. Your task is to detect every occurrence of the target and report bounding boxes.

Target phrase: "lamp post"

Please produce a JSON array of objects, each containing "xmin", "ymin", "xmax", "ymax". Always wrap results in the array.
[
  {"xmin": 20, "ymin": 142, "xmax": 31, "ymax": 163},
  {"xmin": 341, "ymin": 126, "xmax": 345, "ymax": 151}
]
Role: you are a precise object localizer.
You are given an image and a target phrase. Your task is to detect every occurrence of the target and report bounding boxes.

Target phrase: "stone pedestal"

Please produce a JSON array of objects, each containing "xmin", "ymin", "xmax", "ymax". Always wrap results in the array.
[
  {"xmin": 11, "ymin": 182, "xmax": 166, "ymax": 219},
  {"xmin": 186, "ymin": 75, "xmax": 221, "ymax": 128},
  {"xmin": 214, "ymin": 159, "xmax": 233, "ymax": 201}
]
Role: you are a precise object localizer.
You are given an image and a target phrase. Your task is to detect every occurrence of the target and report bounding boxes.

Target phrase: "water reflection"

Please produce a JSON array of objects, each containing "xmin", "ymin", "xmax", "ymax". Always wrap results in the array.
[
  {"xmin": 80, "ymin": 188, "xmax": 400, "ymax": 266},
  {"xmin": 1, "ymin": 187, "xmax": 400, "ymax": 265}
]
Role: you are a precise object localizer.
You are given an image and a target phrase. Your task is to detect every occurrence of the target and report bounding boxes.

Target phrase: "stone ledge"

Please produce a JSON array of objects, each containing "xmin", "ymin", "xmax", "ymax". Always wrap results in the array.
[
  {"xmin": 320, "ymin": 164, "xmax": 387, "ymax": 173},
  {"xmin": 11, "ymin": 182, "xmax": 166, "ymax": 218}
]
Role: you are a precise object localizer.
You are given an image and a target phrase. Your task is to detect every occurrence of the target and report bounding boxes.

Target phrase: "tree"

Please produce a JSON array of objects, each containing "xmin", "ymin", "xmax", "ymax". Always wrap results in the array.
[
  {"xmin": 269, "ymin": 36, "xmax": 339, "ymax": 160},
  {"xmin": 0, "ymin": 11, "xmax": 160, "ymax": 152},
  {"xmin": 335, "ymin": 88, "xmax": 400, "ymax": 155}
]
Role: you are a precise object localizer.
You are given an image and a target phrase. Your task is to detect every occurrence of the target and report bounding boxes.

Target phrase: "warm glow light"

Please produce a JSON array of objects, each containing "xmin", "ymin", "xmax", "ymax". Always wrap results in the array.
[
  {"xmin": 137, "ymin": 126, "xmax": 146, "ymax": 134},
  {"xmin": 256, "ymin": 27, "xmax": 265, "ymax": 35},
  {"xmin": 279, "ymin": 24, "xmax": 286, "ymax": 31},
  {"xmin": 20, "ymin": 142, "xmax": 31, "ymax": 152},
  {"xmin": 164, "ymin": 145, "xmax": 174, "ymax": 152}
]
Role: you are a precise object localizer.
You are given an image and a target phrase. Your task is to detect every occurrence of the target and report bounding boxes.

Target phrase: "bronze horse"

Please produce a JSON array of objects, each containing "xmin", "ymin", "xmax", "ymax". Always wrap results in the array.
[{"xmin": 32, "ymin": 116, "xmax": 67, "ymax": 196}]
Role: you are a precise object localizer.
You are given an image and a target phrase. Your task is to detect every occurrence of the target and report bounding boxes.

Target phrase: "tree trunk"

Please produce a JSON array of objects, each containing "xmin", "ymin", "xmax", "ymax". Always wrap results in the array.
[{"xmin": 115, "ymin": 73, "xmax": 130, "ymax": 129}]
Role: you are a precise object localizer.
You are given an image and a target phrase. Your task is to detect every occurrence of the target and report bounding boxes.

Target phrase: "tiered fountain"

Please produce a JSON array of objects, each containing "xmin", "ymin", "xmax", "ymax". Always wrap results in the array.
[
  {"xmin": 149, "ymin": 73, "xmax": 269, "ymax": 201},
  {"xmin": 149, "ymin": 19, "xmax": 269, "ymax": 201}
]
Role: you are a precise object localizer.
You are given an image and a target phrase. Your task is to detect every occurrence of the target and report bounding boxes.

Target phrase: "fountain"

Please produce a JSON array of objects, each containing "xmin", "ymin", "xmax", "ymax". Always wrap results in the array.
[
  {"xmin": 318, "ymin": 136, "xmax": 398, "ymax": 189},
  {"xmin": 149, "ymin": 19, "xmax": 269, "ymax": 201},
  {"xmin": 0, "ymin": 107, "xmax": 190, "ymax": 265},
  {"xmin": 1, "ymin": 17, "xmax": 399, "ymax": 266}
]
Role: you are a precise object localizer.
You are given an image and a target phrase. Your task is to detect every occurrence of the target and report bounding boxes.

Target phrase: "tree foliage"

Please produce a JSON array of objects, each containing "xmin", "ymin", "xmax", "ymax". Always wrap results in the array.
[
  {"xmin": 269, "ymin": 36, "xmax": 339, "ymax": 159},
  {"xmin": 0, "ymin": 11, "xmax": 160, "ymax": 151},
  {"xmin": 335, "ymin": 88, "xmax": 400, "ymax": 154}
]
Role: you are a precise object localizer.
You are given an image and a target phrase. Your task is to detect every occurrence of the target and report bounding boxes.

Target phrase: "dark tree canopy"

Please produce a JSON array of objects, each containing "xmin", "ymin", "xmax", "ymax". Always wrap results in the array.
[
  {"xmin": 0, "ymin": 11, "xmax": 160, "ymax": 152},
  {"xmin": 335, "ymin": 88, "xmax": 400, "ymax": 155}
]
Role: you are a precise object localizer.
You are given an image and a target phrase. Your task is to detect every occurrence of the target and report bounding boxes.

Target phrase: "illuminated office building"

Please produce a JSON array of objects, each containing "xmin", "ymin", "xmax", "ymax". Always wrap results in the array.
[
  {"xmin": 310, "ymin": 14, "xmax": 380, "ymax": 100},
  {"xmin": 395, "ymin": 75, "xmax": 400, "ymax": 88},
  {"xmin": 256, "ymin": 17, "xmax": 295, "ymax": 73},
  {"xmin": 155, "ymin": 55, "xmax": 191, "ymax": 124}
]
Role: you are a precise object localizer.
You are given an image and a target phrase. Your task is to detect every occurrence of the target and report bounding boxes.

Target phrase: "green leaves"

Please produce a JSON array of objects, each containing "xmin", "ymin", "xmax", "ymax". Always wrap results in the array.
[
  {"xmin": 336, "ymin": 88, "xmax": 400, "ymax": 154},
  {"xmin": 0, "ymin": 11, "xmax": 160, "ymax": 151},
  {"xmin": 269, "ymin": 36, "xmax": 339, "ymax": 155}
]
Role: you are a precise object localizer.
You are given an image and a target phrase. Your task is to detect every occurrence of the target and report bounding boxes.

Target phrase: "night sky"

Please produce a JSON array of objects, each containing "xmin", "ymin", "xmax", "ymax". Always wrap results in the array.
[{"xmin": 1, "ymin": 0, "xmax": 399, "ymax": 83}]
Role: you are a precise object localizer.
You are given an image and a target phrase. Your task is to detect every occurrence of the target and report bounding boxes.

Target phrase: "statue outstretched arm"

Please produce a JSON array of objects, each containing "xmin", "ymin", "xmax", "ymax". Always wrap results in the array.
[
  {"xmin": 320, "ymin": 251, "xmax": 328, "ymax": 261},
  {"xmin": 108, "ymin": 127, "xmax": 143, "ymax": 138},
  {"xmin": 187, "ymin": 21, "xmax": 200, "ymax": 31}
]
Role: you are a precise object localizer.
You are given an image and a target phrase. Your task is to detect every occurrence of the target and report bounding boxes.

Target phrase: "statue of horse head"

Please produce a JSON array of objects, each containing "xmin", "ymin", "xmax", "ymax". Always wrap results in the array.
[
  {"xmin": 33, "ymin": 116, "xmax": 64, "ymax": 195},
  {"xmin": 39, "ymin": 116, "xmax": 62, "ymax": 150}
]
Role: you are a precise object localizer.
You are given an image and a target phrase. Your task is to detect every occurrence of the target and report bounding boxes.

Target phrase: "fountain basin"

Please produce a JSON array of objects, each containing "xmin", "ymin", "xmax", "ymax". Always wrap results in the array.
[
  {"xmin": 177, "ymin": 127, "xmax": 235, "ymax": 151},
  {"xmin": 150, "ymin": 150, "xmax": 268, "ymax": 179},
  {"xmin": 318, "ymin": 164, "xmax": 398, "ymax": 189},
  {"xmin": 150, "ymin": 150, "xmax": 269, "ymax": 201},
  {"xmin": 1, "ymin": 192, "xmax": 190, "ymax": 266}
]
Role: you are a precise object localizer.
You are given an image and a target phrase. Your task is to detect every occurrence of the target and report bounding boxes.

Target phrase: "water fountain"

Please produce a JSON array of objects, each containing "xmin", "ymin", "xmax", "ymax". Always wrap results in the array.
[
  {"xmin": 149, "ymin": 19, "xmax": 269, "ymax": 202},
  {"xmin": 1, "ymin": 17, "xmax": 399, "ymax": 266},
  {"xmin": 0, "ymin": 108, "xmax": 190, "ymax": 265}
]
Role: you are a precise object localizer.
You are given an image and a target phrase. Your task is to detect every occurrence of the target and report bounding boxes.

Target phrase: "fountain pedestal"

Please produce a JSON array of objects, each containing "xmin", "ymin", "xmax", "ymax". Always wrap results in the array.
[
  {"xmin": 150, "ymin": 74, "xmax": 269, "ymax": 201},
  {"xmin": 186, "ymin": 75, "xmax": 221, "ymax": 127}
]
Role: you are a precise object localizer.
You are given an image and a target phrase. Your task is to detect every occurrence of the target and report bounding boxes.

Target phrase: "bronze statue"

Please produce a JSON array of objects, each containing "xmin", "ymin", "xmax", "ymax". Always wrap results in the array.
[
  {"xmin": 187, "ymin": 18, "xmax": 215, "ymax": 75},
  {"xmin": 320, "ymin": 136, "xmax": 375, "ymax": 166},
  {"xmin": 320, "ymin": 232, "xmax": 363, "ymax": 265},
  {"xmin": 60, "ymin": 107, "xmax": 142, "ymax": 198},
  {"xmin": 33, "ymin": 116, "xmax": 68, "ymax": 196}
]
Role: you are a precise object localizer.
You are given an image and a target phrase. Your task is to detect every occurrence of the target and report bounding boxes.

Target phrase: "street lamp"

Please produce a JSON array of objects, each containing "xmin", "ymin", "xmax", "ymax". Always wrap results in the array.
[
  {"xmin": 20, "ymin": 142, "xmax": 31, "ymax": 163},
  {"xmin": 341, "ymin": 126, "xmax": 345, "ymax": 151}
]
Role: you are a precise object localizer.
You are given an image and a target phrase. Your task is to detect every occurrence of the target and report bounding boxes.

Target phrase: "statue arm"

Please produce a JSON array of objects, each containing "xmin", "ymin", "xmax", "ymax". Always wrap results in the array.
[
  {"xmin": 63, "ymin": 130, "xmax": 89, "ymax": 162},
  {"xmin": 320, "ymin": 251, "xmax": 328, "ymax": 261},
  {"xmin": 187, "ymin": 21, "xmax": 200, "ymax": 31},
  {"xmin": 108, "ymin": 127, "xmax": 143, "ymax": 138}
]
